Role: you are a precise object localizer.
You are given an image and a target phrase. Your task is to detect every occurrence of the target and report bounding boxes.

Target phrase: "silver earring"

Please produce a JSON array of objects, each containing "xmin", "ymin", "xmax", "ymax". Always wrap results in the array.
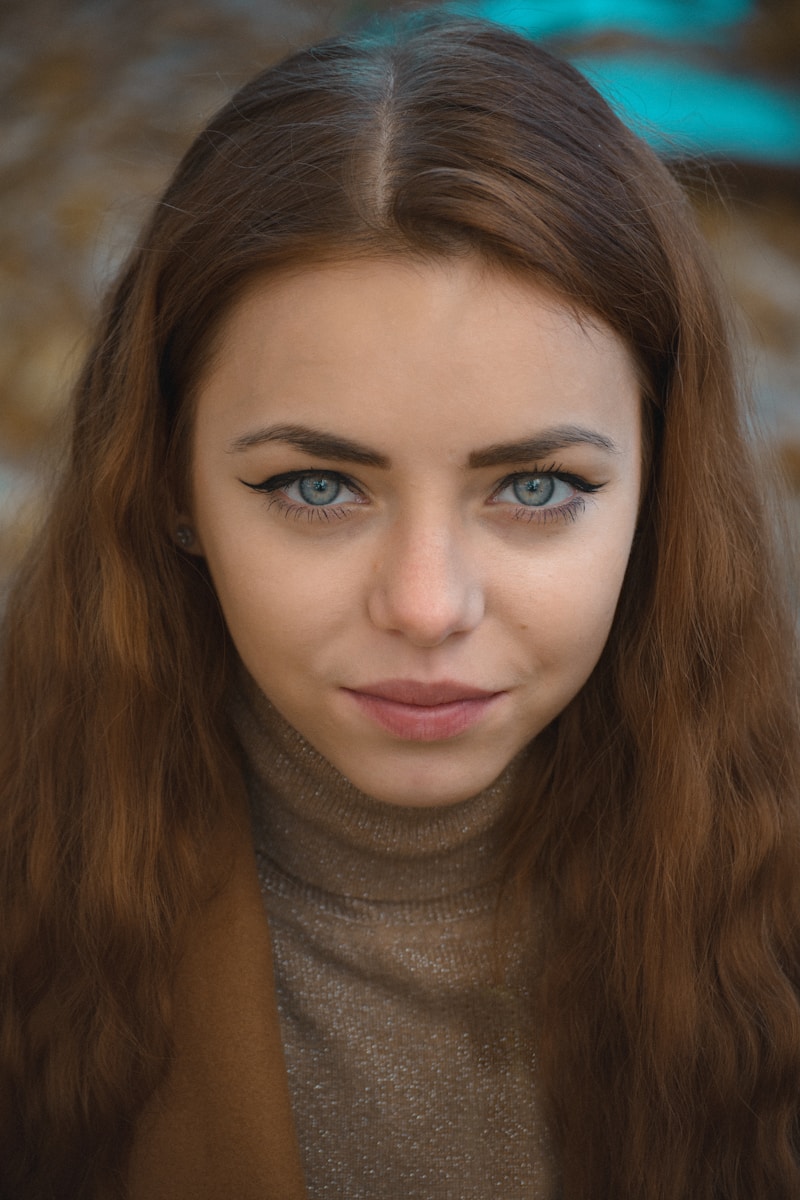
[{"xmin": 175, "ymin": 525, "xmax": 195, "ymax": 548}]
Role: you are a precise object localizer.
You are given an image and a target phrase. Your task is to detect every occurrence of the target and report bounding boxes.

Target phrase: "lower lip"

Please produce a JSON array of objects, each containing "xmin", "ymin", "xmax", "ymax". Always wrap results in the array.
[{"xmin": 344, "ymin": 690, "xmax": 503, "ymax": 742}]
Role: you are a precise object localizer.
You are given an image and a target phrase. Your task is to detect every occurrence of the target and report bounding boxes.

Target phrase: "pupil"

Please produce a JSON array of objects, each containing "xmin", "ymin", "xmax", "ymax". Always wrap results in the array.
[
  {"xmin": 299, "ymin": 475, "xmax": 340, "ymax": 505},
  {"xmin": 513, "ymin": 475, "xmax": 555, "ymax": 506}
]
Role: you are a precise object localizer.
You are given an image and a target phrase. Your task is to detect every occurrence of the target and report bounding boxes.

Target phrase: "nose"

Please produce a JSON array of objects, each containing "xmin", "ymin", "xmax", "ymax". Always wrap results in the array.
[{"xmin": 366, "ymin": 519, "xmax": 485, "ymax": 647}]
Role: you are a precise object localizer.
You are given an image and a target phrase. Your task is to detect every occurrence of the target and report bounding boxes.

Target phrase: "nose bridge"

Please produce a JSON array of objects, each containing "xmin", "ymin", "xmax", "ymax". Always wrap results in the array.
[{"xmin": 367, "ymin": 504, "xmax": 484, "ymax": 645}]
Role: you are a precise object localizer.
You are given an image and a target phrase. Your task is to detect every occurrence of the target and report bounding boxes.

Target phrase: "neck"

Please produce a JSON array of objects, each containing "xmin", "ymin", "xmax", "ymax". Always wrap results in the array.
[{"xmin": 229, "ymin": 667, "xmax": 531, "ymax": 905}]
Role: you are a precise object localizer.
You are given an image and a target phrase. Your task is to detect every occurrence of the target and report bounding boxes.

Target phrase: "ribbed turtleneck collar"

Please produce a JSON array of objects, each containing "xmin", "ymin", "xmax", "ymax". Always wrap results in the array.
[{"xmin": 228, "ymin": 669, "xmax": 529, "ymax": 906}]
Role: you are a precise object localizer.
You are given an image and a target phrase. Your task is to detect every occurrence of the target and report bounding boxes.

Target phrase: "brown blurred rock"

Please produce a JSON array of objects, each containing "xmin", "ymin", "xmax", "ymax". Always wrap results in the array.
[{"xmin": 742, "ymin": 0, "xmax": 800, "ymax": 77}]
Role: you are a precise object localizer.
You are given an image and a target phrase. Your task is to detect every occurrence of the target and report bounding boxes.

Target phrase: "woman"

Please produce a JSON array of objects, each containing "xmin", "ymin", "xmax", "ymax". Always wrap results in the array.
[{"xmin": 1, "ymin": 10, "xmax": 799, "ymax": 1199}]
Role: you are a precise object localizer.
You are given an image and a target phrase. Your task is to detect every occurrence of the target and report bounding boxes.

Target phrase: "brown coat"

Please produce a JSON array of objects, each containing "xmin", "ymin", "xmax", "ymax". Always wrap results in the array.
[{"xmin": 127, "ymin": 792, "xmax": 308, "ymax": 1200}]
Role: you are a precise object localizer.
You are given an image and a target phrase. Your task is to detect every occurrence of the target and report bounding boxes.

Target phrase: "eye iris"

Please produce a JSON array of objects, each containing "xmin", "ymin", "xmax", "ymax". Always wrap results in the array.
[
  {"xmin": 513, "ymin": 475, "xmax": 555, "ymax": 506},
  {"xmin": 298, "ymin": 474, "xmax": 341, "ymax": 506}
]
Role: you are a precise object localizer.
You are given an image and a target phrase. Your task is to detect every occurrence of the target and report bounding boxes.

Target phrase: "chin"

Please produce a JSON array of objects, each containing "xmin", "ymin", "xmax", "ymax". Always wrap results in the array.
[{"xmin": 337, "ymin": 755, "xmax": 514, "ymax": 809}]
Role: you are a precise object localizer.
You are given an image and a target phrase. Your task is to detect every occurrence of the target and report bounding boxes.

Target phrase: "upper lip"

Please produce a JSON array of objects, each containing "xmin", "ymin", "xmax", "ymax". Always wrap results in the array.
[{"xmin": 347, "ymin": 680, "xmax": 501, "ymax": 706}]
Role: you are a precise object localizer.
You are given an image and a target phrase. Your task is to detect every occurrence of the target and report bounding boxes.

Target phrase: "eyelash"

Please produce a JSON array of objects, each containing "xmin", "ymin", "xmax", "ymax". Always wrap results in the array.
[
  {"xmin": 240, "ymin": 465, "xmax": 603, "ymax": 526},
  {"xmin": 241, "ymin": 470, "xmax": 367, "ymax": 523},
  {"xmin": 491, "ymin": 465, "xmax": 601, "ymax": 525}
]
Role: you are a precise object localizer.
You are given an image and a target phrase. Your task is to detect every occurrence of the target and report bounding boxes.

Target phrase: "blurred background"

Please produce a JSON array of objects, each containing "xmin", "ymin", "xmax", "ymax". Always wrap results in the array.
[{"xmin": 1, "ymin": 0, "xmax": 798, "ymax": 591}]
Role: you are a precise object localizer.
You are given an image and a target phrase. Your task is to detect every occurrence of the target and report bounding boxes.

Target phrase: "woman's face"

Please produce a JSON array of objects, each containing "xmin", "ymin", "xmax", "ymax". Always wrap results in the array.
[{"xmin": 190, "ymin": 257, "xmax": 642, "ymax": 806}]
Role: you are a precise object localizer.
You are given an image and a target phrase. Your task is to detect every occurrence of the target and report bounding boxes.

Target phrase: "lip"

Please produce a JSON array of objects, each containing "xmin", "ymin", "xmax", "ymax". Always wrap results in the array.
[
  {"xmin": 343, "ymin": 679, "xmax": 505, "ymax": 742},
  {"xmin": 349, "ymin": 679, "xmax": 499, "ymax": 705}
]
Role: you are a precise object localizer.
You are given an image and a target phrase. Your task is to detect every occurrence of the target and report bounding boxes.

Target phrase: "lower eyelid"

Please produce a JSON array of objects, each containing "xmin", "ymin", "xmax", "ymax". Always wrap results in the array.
[
  {"xmin": 508, "ymin": 494, "xmax": 587, "ymax": 524},
  {"xmin": 269, "ymin": 495, "xmax": 352, "ymax": 522}
]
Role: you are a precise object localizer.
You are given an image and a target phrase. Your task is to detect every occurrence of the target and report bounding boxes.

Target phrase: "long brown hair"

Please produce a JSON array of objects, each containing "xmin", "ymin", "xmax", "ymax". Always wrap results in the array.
[{"xmin": 2, "ymin": 11, "xmax": 799, "ymax": 1197}]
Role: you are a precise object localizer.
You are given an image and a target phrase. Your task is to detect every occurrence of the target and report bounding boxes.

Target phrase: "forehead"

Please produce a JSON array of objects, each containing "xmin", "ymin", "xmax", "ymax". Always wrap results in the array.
[{"xmin": 192, "ymin": 255, "xmax": 641, "ymax": 460}]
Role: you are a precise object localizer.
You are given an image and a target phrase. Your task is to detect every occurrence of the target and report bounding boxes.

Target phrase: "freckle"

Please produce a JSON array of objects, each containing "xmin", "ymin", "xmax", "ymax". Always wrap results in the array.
[{"xmin": 519, "ymin": 624, "xmax": 529, "ymax": 631}]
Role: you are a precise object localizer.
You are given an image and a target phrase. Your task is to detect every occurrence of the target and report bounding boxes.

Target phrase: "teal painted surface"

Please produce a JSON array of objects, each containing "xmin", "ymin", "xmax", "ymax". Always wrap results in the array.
[
  {"xmin": 577, "ymin": 54, "xmax": 800, "ymax": 162},
  {"xmin": 447, "ymin": 0, "xmax": 752, "ymax": 41},
  {"xmin": 447, "ymin": 0, "xmax": 800, "ymax": 164}
]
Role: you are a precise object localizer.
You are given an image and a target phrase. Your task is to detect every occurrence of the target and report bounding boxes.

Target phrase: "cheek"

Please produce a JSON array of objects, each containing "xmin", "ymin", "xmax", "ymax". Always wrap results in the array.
[
  {"xmin": 515, "ymin": 532, "xmax": 634, "ymax": 671},
  {"xmin": 205, "ymin": 541, "xmax": 355, "ymax": 670}
]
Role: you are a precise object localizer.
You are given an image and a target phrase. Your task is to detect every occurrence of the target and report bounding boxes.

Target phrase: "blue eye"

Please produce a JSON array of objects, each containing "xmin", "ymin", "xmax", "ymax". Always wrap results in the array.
[
  {"xmin": 513, "ymin": 475, "xmax": 556, "ymax": 506},
  {"xmin": 295, "ymin": 473, "xmax": 342, "ymax": 506},
  {"xmin": 240, "ymin": 469, "xmax": 364, "ymax": 519},
  {"xmin": 499, "ymin": 473, "xmax": 575, "ymax": 508}
]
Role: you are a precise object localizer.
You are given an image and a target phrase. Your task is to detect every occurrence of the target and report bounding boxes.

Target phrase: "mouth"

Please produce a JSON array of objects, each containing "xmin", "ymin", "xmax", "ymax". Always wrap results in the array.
[{"xmin": 342, "ymin": 680, "xmax": 505, "ymax": 742}]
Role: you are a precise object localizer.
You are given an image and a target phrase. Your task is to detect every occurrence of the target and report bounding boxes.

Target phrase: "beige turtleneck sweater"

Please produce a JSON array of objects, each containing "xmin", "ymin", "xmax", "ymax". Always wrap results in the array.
[{"xmin": 231, "ymin": 679, "xmax": 558, "ymax": 1200}]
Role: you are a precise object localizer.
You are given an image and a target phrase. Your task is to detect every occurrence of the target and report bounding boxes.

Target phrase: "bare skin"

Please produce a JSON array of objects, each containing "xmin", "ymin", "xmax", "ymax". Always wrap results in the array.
[{"xmin": 189, "ymin": 256, "xmax": 642, "ymax": 806}]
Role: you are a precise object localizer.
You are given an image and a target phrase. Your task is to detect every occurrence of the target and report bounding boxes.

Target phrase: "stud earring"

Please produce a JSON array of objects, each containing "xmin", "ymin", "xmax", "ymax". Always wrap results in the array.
[{"xmin": 175, "ymin": 525, "xmax": 195, "ymax": 549}]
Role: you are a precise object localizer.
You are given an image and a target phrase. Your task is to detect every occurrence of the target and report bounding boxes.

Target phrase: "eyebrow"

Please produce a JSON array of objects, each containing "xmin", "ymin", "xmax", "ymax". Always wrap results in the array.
[
  {"xmin": 228, "ymin": 423, "xmax": 390, "ymax": 467},
  {"xmin": 227, "ymin": 421, "xmax": 618, "ymax": 467},
  {"xmin": 467, "ymin": 425, "xmax": 619, "ymax": 467}
]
